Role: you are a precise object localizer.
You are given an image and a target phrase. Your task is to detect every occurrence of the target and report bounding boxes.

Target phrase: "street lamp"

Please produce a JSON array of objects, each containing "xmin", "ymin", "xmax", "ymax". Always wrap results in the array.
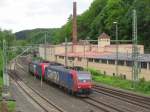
[
  {"xmin": 113, "ymin": 22, "xmax": 118, "ymax": 41},
  {"xmin": 113, "ymin": 21, "xmax": 119, "ymax": 76},
  {"xmin": 44, "ymin": 32, "xmax": 47, "ymax": 61}
]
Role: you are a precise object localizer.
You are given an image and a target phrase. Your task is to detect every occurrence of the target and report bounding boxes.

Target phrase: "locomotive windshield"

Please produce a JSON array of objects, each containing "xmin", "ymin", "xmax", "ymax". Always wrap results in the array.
[{"xmin": 77, "ymin": 72, "xmax": 91, "ymax": 82}]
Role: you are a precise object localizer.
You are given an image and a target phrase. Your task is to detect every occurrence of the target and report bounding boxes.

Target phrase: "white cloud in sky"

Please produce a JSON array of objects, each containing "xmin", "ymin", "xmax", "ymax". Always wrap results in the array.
[{"xmin": 0, "ymin": 0, "xmax": 93, "ymax": 32}]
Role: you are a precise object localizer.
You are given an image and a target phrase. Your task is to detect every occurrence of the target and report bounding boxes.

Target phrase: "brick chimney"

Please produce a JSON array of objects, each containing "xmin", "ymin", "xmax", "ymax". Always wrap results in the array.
[{"xmin": 72, "ymin": 1, "xmax": 77, "ymax": 45}]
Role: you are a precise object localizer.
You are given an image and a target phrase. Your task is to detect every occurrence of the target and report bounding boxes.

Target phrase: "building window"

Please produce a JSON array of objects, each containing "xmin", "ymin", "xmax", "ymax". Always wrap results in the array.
[
  {"xmin": 88, "ymin": 58, "xmax": 93, "ymax": 62},
  {"xmin": 101, "ymin": 59, "xmax": 107, "ymax": 64},
  {"xmin": 120, "ymin": 74, "xmax": 126, "ymax": 79},
  {"xmin": 104, "ymin": 71, "xmax": 106, "ymax": 75},
  {"xmin": 94, "ymin": 59, "xmax": 100, "ymax": 63},
  {"xmin": 113, "ymin": 73, "xmax": 115, "ymax": 76},
  {"xmin": 126, "ymin": 61, "xmax": 133, "ymax": 67},
  {"xmin": 118, "ymin": 60, "xmax": 124, "ymax": 66},
  {"xmin": 141, "ymin": 62, "xmax": 147, "ymax": 69},
  {"xmin": 123, "ymin": 75, "xmax": 126, "ymax": 79},
  {"xmin": 59, "ymin": 56, "xmax": 64, "ymax": 59},
  {"xmin": 78, "ymin": 58, "xmax": 82, "ymax": 61},
  {"xmin": 108, "ymin": 60, "xmax": 115, "ymax": 65},
  {"xmin": 68, "ymin": 57, "xmax": 74, "ymax": 61}
]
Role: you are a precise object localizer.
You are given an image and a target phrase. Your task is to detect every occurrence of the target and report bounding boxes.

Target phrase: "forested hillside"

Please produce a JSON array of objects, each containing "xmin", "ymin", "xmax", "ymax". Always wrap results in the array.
[
  {"xmin": 15, "ymin": 28, "xmax": 59, "ymax": 45},
  {"xmin": 15, "ymin": 0, "xmax": 150, "ymax": 49}
]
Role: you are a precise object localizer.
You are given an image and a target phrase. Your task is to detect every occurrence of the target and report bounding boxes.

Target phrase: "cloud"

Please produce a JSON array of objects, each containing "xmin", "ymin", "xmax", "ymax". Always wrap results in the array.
[{"xmin": 0, "ymin": 0, "xmax": 93, "ymax": 32}]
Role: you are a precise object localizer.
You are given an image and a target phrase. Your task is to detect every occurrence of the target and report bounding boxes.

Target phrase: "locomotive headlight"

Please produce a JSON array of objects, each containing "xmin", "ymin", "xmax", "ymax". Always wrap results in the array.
[{"xmin": 78, "ymin": 86, "xmax": 81, "ymax": 88}]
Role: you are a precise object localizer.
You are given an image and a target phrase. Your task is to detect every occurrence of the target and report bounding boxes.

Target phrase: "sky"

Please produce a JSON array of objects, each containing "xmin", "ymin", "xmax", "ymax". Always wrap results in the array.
[{"xmin": 0, "ymin": 0, "xmax": 93, "ymax": 32}]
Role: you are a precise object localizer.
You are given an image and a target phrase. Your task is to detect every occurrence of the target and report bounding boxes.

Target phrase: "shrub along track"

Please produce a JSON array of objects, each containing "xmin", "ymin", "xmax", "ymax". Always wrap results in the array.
[{"xmin": 8, "ymin": 70, "xmax": 66, "ymax": 112}]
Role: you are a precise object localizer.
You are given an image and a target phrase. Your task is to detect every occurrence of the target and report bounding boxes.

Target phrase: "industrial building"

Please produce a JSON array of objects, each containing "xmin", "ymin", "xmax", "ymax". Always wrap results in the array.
[{"xmin": 39, "ymin": 32, "xmax": 150, "ymax": 81}]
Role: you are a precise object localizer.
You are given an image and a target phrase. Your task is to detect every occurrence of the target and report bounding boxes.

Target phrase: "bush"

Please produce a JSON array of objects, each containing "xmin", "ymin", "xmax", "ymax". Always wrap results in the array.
[
  {"xmin": 88, "ymin": 68, "xmax": 102, "ymax": 77},
  {"xmin": 88, "ymin": 68, "xmax": 150, "ymax": 96},
  {"xmin": 139, "ymin": 77, "xmax": 145, "ymax": 83}
]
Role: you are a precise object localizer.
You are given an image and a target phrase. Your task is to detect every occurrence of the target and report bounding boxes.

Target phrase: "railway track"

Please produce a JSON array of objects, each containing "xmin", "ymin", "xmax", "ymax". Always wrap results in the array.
[
  {"xmin": 16, "ymin": 59, "xmax": 124, "ymax": 112},
  {"xmin": 94, "ymin": 85, "xmax": 150, "ymax": 110},
  {"xmin": 82, "ymin": 97, "xmax": 127, "ymax": 112},
  {"xmin": 82, "ymin": 94, "xmax": 141, "ymax": 112},
  {"xmin": 9, "ymin": 70, "xmax": 66, "ymax": 112},
  {"xmin": 16, "ymin": 57, "xmax": 150, "ymax": 112}
]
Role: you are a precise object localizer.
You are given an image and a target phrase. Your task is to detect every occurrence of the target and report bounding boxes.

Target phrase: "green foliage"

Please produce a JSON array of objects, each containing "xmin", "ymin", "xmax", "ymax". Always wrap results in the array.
[
  {"xmin": 0, "ymin": 30, "xmax": 16, "ymax": 47},
  {"xmin": 7, "ymin": 101, "xmax": 16, "ymax": 112},
  {"xmin": 15, "ymin": 40, "xmax": 28, "ymax": 46},
  {"xmin": 0, "ymin": 77, "xmax": 2, "ymax": 96},
  {"xmin": 0, "ymin": 49, "xmax": 2, "ymax": 95},
  {"xmin": 0, "ymin": 30, "xmax": 16, "ymax": 95},
  {"xmin": 0, "ymin": 49, "xmax": 2, "ymax": 77},
  {"xmin": 15, "ymin": 28, "xmax": 59, "ymax": 45},
  {"xmin": 89, "ymin": 68, "xmax": 150, "ymax": 95},
  {"xmin": 32, "ymin": 57, "xmax": 43, "ymax": 62}
]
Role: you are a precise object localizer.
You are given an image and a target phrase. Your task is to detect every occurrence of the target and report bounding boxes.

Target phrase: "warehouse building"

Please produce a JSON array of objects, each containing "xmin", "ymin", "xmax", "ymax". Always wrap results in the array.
[{"xmin": 39, "ymin": 33, "xmax": 150, "ymax": 81}]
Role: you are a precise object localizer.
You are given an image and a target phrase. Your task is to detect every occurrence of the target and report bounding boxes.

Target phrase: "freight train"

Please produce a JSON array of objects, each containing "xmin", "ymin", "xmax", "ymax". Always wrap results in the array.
[{"xmin": 28, "ymin": 61, "xmax": 92, "ymax": 96}]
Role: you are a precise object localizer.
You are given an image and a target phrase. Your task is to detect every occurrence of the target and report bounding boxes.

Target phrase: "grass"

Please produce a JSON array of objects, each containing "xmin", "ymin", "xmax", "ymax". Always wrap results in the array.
[
  {"xmin": 0, "ymin": 77, "xmax": 2, "ymax": 100},
  {"xmin": 7, "ymin": 101, "xmax": 16, "ymax": 112},
  {"xmin": 89, "ymin": 68, "xmax": 150, "ymax": 96},
  {"xmin": 0, "ymin": 101, "xmax": 16, "ymax": 112}
]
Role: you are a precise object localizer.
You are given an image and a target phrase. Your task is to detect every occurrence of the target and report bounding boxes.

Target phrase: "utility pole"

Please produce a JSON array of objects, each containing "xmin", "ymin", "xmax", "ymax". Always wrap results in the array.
[
  {"xmin": 83, "ymin": 40, "xmax": 88, "ymax": 69},
  {"xmin": 44, "ymin": 32, "xmax": 47, "ymax": 60},
  {"xmin": 2, "ymin": 40, "xmax": 10, "ymax": 98},
  {"xmin": 132, "ymin": 9, "xmax": 139, "ymax": 87},
  {"xmin": 41, "ymin": 33, "xmax": 47, "ymax": 87},
  {"xmin": 65, "ymin": 38, "xmax": 68, "ymax": 67},
  {"xmin": 83, "ymin": 40, "xmax": 85, "ymax": 67},
  {"xmin": 113, "ymin": 21, "xmax": 119, "ymax": 76}
]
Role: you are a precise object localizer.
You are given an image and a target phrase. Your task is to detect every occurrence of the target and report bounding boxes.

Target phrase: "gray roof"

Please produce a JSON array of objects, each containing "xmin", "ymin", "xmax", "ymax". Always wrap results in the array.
[
  {"xmin": 94, "ymin": 53, "xmax": 150, "ymax": 62},
  {"xmin": 56, "ymin": 52, "xmax": 150, "ymax": 62}
]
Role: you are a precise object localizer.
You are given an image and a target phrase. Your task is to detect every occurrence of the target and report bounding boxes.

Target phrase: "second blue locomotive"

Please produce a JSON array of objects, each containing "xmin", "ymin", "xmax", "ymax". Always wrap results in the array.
[{"xmin": 28, "ymin": 61, "xmax": 92, "ymax": 96}]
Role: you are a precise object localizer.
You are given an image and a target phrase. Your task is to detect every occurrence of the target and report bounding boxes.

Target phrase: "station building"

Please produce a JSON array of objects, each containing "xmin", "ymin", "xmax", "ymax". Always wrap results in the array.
[{"xmin": 39, "ymin": 33, "xmax": 150, "ymax": 81}]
